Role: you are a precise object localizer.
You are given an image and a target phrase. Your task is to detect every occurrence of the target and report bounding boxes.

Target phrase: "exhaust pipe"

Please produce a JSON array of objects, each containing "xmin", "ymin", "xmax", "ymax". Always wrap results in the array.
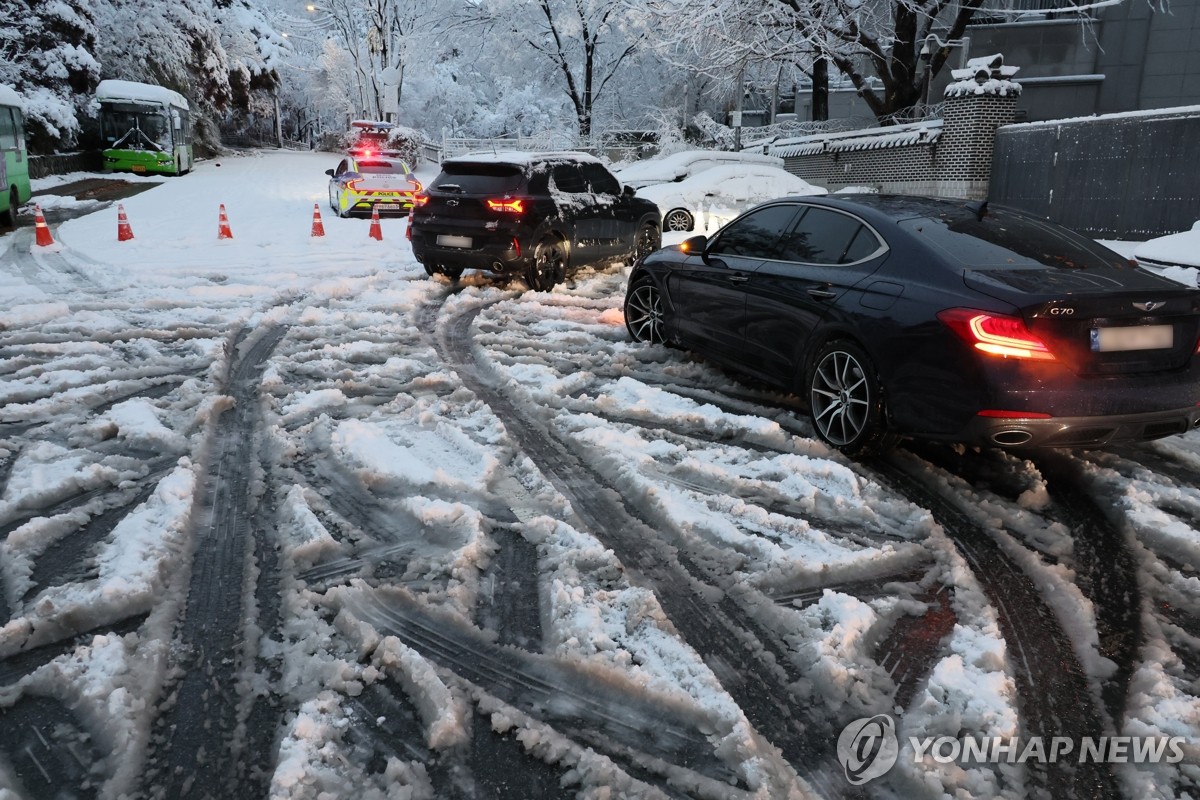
[{"xmin": 992, "ymin": 430, "xmax": 1034, "ymax": 447}]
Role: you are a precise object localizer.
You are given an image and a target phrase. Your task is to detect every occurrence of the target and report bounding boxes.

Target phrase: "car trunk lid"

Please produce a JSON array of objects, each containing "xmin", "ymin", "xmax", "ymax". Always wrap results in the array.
[{"xmin": 964, "ymin": 268, "xmax": 1200, "ymax": 375}]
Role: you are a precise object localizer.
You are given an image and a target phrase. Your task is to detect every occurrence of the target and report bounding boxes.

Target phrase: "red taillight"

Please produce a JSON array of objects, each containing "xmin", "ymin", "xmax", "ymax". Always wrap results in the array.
[
  {"xmin": 977, "ymin": 409, "xmax": 1053, "ymax": 419},
  {"xmin": 412, "ymin": 193, "xmax": 429, "ymax": 208},
  {"xmin": 937, "ymin": 308, "xmax": 1057, "ymax": 362},
  {"xmin": 408, "ymin": 177, "xmax": 423, "ymax": 192},
  {"xmin": 487, "ymin": 198, "xmax": 525, "ymax": 214},
  {"xmin": 345, "ymin": 178, "xmax": 362, "ymax": 191}
]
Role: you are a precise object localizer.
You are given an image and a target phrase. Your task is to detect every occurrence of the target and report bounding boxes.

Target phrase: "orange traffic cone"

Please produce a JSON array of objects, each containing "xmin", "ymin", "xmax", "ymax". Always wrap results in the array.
[
  {"xmin": 33, "ymin": 205, "xmax": 54, "ymax": 247},
  {"xmin": 117, "ymin": 204, "xmax": 134, "ymax": 241},
  {"xmin": 368, "ymin": 206, "xmax": 382, "ymax": 241},
  {"xmin": 217, "ymin": 204, "xmax": 233, "ymax": 239},
  {"xmin": 310, "ymin": 203, "xmax": 325, "ymax": 237}
]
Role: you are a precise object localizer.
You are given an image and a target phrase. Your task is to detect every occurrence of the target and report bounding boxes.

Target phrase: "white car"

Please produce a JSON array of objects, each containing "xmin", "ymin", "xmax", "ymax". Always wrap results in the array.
[
  {"xmin": 1133, "ymin": 221, "xmax": 1200, "ymax": 286},
  {"xmin": 615, "ymin": 149, "xmax": 783, "ymax": 190},
  {"xmin": 638, "ymin": 164, "xmax": 827, "ymax": 233}
]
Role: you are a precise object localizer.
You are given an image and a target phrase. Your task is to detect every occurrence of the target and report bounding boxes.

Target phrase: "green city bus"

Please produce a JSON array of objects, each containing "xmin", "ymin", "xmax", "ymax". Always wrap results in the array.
[
  {"xmin": 0, "ymin": 83, "xmax": 31, "ymax": 226},
  {"xmin": 97, "ymin": 79, "xmax": 193, "ymax": 176}
]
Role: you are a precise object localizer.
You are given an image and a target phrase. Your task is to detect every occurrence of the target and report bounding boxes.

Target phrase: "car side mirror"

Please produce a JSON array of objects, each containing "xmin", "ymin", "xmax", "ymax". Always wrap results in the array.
[
  {"xmin": 680, "ymin": 235, "xmax": 708, "ymax": 256},
  {"xmin": 325, "ymin": 169, "xmax": 335, "ymax": 176},
  {"xmin": 623, "ymin": 185, "xmax": 636, "ymax": 196}
]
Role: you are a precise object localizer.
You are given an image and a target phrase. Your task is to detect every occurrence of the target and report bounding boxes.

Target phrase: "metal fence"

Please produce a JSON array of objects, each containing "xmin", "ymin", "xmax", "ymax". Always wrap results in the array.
[{"xmin": 990, "ymin": 110, "xmax": 1200, "ymax": 239}]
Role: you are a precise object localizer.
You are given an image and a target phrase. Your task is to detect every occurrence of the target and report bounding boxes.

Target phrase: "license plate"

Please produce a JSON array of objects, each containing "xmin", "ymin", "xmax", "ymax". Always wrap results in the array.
[
  {"xmin": 1090, "ymin": 324, "xmax": 1173, "ymax": 352},
  {"xmin": 375, "ymin": 204, "xmax": 400, "ymax": 210},
  {"xmin": 132, "ymin": 164, "xmax": 146, "ymax": 172},
  {"xmin": 437, "ymin": 235, "xmax": 472, "ymax": 248}
]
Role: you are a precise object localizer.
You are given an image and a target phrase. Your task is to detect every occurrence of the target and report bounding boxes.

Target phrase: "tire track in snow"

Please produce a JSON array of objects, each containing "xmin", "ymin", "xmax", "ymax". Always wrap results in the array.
[
  {"xmin": 1029, "ymin": 452, "xmax": 1143, "ymax": 728},
  {"xmin": 427, "ymin": 298, "xmax": 833, "ymax": 797},
  {"xmin": 907, "ymin": 443, "xmax": 1145, "ymax": 730},
  {"xmin": 0, "ymin": 694, "xmax": 103, "ymax": 798},
  {"xmin": 140, "ymin": 324, "xmax": 287, "ymax": 799},
  {"xmin": 870, "ymin": 454, "xmax": 1122, "ymax": 800},
  {"xmin": 336, "ymin": 585, "xmax": 745, "ymax": 794}
]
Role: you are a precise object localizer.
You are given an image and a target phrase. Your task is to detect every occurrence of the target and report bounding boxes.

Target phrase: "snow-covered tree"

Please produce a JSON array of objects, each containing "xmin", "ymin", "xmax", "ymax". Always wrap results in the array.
[
  {"xmin": 465, "ymin": 0, "xmax": 647, "ymax": 138},
  {"xmin": 632, "ymin": 0, "xmax": 1022, "ymax": 124},
  {"xmin": 92, "ymin": 0, "xmax": 235, "ymax": 151},
  {"xmin": 0, "ymin": 0, "xmax": 100, "ymax": 151}
]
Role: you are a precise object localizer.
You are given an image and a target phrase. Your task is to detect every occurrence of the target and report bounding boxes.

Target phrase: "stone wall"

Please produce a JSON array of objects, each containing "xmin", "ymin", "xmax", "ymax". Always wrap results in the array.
[{"xmin": 771, "ymin": 56, "xmax": 1021, "ymax": 199}]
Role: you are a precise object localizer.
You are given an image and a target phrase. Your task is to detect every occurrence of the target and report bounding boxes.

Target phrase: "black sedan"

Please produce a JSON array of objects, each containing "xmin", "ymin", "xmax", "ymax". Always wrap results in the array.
[{"xmin": 623, "ymin": 195, "xmax": 1200, "ymax": 454}]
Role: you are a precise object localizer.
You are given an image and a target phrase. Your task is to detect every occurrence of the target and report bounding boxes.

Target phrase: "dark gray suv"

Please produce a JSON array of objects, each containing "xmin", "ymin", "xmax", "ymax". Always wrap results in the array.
[{"xmin": 408, "ymin": 151, "xmax": 662, "ymax": 291}]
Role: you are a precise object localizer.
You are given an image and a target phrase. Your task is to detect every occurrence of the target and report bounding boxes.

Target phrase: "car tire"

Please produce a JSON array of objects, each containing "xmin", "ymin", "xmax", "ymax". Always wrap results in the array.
[
  {"xmin": 807, "ymin": 339, "xmax": 898, "ymax": 456},
  {"xmin": 528, "ymin": 236, "xmax": 565, "ymax": 292},
  {"xmin": 631, "ymin": 222, "xmax": 661, "ymax": 265},
  {"xmin": 1, "ymin": 188, "xmax": 17, "ymax": 228},
  {"xmin": 663, "ymin": 208, "xmax": 693, "ymax": 233},
  {"xmin": 624, "ymin": 278, "xmax": 666, "ymax": 344}
]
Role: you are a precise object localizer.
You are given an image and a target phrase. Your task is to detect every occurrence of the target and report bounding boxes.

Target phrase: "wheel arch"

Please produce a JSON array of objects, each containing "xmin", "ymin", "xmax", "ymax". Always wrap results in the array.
[{"xmin": 795, "ymin": 326, "xmax": 897, "ymax": 426}]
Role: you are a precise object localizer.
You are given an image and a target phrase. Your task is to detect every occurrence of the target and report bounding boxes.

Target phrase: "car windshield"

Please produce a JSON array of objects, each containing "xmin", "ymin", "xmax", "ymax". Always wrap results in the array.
[
  {"xmin": 901, "ymin": 207, "xmax": 1128, "ymax": 269},
  {"xmin": 435, "ymin": 163, "xmax": 525, "ymax": 194}
]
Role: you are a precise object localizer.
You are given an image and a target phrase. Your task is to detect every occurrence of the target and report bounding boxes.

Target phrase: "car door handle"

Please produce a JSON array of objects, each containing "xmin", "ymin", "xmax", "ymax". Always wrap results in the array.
[
  {"xmin": 807, "ymin": 287, "xmax": 837, "ymax": 299},
  {"xmin": 729, "ymin": 273, "xmax": 750, "ymax": 283}
]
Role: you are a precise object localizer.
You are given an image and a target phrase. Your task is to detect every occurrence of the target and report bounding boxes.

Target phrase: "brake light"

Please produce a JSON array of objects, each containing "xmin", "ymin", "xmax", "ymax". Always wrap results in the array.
[
  {"xmin": 412, "ymin": 193, "xmax": 429, "ymax": 208},
  {"xmin": 487, "ymin": 198, "xmax": 525, "ymax": 214},
  {"xmin": 345, "ymin": 178, "xmax": 362, "ymax": 191},
  {"xmin": 937, "ymin": 308, "xmax": 1057, "ymax": 361}
]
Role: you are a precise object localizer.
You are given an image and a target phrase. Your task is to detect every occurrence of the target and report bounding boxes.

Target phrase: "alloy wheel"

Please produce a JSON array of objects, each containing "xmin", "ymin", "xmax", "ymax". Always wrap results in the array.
[
  {"xmin": 664, "ymin": 209, "xmax": 693, "ymax": 232},
  {"xmin": 810, "ymin": 349, "xmax": 871, "ymax": 446},
  {"xmin": 624, "ymin": 281, "xmax": 665, "ymax": 344},
  {"xmin": 529, "ymin": 239, "xmax": 564, "ymax": 291}
]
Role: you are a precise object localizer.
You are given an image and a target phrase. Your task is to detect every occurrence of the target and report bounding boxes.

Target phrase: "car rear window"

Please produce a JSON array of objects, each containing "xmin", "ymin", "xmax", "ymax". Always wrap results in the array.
[
  {"xmin": 434, "ymin": 163, "xmax": 525, "ymax": 194},
  {"xmin": 356, "ymin": 161, "xmax": 406, "ymax": 174},
  {"xmin": 901, "ymin": 207, "xmax": 1127, "ymax": 269}
]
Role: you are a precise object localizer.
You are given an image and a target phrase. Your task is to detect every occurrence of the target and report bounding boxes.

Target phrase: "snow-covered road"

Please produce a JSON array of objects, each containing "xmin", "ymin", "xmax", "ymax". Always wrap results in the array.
[{"xmin": 0, "ymin": 150, "xmax": 1197, "ymax": 799}]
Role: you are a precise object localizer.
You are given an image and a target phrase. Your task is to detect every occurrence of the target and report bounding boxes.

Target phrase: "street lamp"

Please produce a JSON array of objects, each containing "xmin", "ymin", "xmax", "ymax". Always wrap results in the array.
[{"xmin": 919, "ymin": 34, "xmax": 966, "ymax": 109}]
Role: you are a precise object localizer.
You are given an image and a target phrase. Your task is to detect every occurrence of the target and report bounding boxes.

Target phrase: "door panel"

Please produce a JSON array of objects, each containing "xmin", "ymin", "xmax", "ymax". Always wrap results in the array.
[
  {"xmin": 668, "ymin": 204, "xmax": 803, "ymax": 364},
  {"xmin": 741, "ymin": 207, "xmax": 887, "ymax": 382}
]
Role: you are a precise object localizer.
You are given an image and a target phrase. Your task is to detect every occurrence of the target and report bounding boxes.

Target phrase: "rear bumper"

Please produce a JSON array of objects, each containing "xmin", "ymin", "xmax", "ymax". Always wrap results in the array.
[
  {"xmin": 346, "ymin": 192, "xmax": 413, "ymax": 215},
  {"xmin": 958, "ymin": 405, "xmax": 1200, "ymax": 448},
  {"xmin": 410, "ymin": 223, "xmax": 532, "ymax": 274}
]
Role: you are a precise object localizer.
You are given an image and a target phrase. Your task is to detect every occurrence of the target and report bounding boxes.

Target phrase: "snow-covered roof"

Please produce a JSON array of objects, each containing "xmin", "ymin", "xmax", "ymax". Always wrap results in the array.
[
  {"xmin": 770, "ymin": 119, "xmax": 943, "ymax": 158},
  {"xmin": 0, "ymin": 83, "xmax": 21, "ymax": 108},
  {"xmin": 96, "ymin": 80, "xmax": 188, "ymax": 110},
  {"xmin": 1003, "ymin": 104, "xmax": 1200, "ymax": 130}
]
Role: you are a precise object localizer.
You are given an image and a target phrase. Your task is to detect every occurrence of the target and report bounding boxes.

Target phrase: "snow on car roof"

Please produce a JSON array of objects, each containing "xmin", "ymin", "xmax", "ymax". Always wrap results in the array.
[
  {"xmin": 96, "ymin": 79, "xmax": 189, "ymax": 110},
  {"xmin": 615, "ymin": 149, "xmax": 782, "ymax": 182},
  {"xmin": 443, "ymin": 150, "xmax": 605, "ymax": 166},
  {"xmin": 0, "ymin": 83, "xmax": 21, "ymax": 107},
  {"xmin": 1134, "ymin": 221, "xmax": 1200, "ymax": 269},
  {"xmin": 639, "ymin": 163, "xmax": 822, "ymax": 198}
]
